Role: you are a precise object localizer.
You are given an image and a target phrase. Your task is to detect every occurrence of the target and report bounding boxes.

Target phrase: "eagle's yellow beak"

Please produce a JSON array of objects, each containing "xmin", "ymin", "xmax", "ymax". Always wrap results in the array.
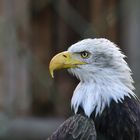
[{"xmin": 49, "ymin": 51, "xmax": 85, "ymax": 78}]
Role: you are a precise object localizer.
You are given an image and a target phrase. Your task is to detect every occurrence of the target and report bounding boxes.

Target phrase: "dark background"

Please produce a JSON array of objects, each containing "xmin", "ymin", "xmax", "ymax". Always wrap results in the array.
[{"xmin": 0, "ymin": 0, "xmax": 140, "ymax": 139}]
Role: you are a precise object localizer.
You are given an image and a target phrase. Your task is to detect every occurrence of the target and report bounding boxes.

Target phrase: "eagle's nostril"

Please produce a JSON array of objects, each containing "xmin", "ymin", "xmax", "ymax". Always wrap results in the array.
[{"xmin": 63, "ymin": 54, "xmax": 67, "ymax": 58}]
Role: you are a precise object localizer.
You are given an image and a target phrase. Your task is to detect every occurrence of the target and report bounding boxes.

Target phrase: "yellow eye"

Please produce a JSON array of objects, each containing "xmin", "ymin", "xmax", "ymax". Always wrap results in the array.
[{"xmin": 80, "ymin": 51, "xmax": 90, "ymax": 58}]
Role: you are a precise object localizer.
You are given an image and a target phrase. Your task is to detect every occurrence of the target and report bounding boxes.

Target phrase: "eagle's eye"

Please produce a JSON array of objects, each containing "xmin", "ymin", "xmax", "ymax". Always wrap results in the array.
[{"xmin": 80, "ymin": 51, "xmax": 90, "ymax": 59}]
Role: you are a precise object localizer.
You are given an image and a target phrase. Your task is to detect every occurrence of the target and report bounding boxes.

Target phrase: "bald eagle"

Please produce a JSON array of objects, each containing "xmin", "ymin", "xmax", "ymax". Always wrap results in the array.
[{"xmin": 49, "ymin": 38, "xmax": 140, "ymax": 140}]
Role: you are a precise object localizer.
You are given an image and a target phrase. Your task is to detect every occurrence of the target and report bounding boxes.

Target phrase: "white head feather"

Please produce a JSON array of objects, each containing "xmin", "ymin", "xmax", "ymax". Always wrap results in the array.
[{"xmin": 67, "ymin": 38, "xmax": 135, "ymax": 117}]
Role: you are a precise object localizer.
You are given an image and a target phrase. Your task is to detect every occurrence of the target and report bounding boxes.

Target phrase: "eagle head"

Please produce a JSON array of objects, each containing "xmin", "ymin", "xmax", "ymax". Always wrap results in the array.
[{"xmin": 49, "ymin": 38, "xmax": 135, "ymax": 117}]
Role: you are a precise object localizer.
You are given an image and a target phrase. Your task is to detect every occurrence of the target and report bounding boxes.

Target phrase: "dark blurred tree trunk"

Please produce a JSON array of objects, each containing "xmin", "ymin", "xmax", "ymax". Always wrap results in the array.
[
  {"xmin": 29, "ymin": 1, "xmax": 57, "ymax": 116},
  {"xmin": 121, "ymin": 0, "xmax": 140, "ymax": 96},
  {"xmin": 0, "ymin": 0, "xmax": 31, "ymax": 116},
  {"xmin": 90, "ymin": 0, "xmax": 120, "ymax": 45}
]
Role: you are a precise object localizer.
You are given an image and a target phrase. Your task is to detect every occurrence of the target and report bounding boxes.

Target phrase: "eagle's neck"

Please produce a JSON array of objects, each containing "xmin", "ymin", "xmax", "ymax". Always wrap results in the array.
[{"xmin": 71, "ymin": 71, "xmax": 135, "ymax": 117}]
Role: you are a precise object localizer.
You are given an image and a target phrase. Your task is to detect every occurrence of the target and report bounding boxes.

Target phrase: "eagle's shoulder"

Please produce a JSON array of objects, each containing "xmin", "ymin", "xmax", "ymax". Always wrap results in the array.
[{"xmin": 94, "ymin": 95, "xmax": 140, "ymax": 140}]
